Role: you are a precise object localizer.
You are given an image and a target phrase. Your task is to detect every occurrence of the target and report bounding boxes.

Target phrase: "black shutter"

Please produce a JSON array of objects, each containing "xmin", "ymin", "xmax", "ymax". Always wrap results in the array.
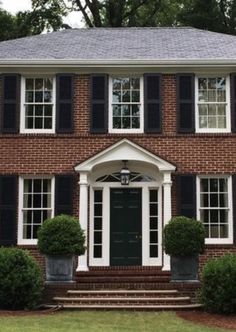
[
  {"xmin": 177, "ymin": 74, "xmax": 195, "ymax": 133},
  {"xmin": 56, "ymin": 74, "xmax": 74, "ymax": 133},
  {"xmin": 144, "ymin": 74, "xmax": 161, "ymax": 133},
  {"xmin": 176, "ymin": 174, "xmax": 196, "ymax": 218},
  {"xmin": 55, "ymin": 175, "xmax": 73, "ymax": 215},
  {"xmin": 91, "ymin": 74, "xmax": 108, "ymax": 133},
  {"xmin": 232, "ymin": 175, "xmax": 236, "ymax": 244},
  {"xmin": 1, "ymin": 74, "xmax": 20, "ymax": 133},
  {"xmin": 0, "ymin": 176, "xmax": 17, "ymax": 246},
  {"xmin": 231, "ymin": 74, "xmax": 236, "ymax": 132}
]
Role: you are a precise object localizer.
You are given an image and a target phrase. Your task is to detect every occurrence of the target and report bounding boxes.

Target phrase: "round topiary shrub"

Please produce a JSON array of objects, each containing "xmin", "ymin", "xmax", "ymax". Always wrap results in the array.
[
  {"xmin": 37, "ymin": 214, "xmax": 85, "ymax": 256},
  {"xmin": 0, "ymin": 248, "xmax": 43, "ymax": 310},
  {"xmin": 163, "ymin": 216, "xmax": 205, "ymax": 256},
  {"xmin": 199, "ymin": 254, "xmax": 236, "ymax": 314}
]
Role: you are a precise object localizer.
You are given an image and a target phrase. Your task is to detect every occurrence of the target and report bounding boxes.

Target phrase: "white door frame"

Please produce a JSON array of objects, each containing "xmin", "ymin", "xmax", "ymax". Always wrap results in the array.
[{"xmin": 89, "ymin": 181, "xmax": 162, "ymax": 267}]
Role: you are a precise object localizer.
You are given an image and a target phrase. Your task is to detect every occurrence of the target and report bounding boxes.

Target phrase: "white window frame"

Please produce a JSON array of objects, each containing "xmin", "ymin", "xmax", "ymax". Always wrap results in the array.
[
  {"xmin": 195, "ymin": 75, "xmax": 231, "ymax": 133},
  {"xmin": 20, "ymin": 76, "xmax": 56, "ymax": 134},
  {"xmin": 17, "ymin": 176, "xmax": 55, "ymax": 245},
  {"xmin": 196, "ymin": 175, "xmax": 233, "ymax": 244},
  {"xmin": 108, "ymin": 75, "xmax": 144, "ymax": 134}
]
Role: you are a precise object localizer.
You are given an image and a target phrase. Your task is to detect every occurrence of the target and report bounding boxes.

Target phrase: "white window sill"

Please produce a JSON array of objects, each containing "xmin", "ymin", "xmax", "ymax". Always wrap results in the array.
[
  {"xmin": 205, "ymin": 238, "xmax": 233, "ymax": 245},
  {"xmin": 20, "ymin": 129, "xmax": 55, "ymax": 134},
  {"xmin": 109, "ymin": 129, "xmax": 143, "ymax": 134},
  {"xmin": 196, "ymin": 129, "xmax": 231, "ymax": 134}
]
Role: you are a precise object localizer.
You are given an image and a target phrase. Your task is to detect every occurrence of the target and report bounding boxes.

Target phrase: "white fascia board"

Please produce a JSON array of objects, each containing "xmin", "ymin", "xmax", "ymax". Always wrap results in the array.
[{"xmin": 1, "ymin": 59, "xmax": 236, "ymax": 67}]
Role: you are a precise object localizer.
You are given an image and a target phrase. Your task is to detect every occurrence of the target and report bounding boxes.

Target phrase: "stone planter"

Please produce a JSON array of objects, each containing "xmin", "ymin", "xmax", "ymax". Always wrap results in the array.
[
  {"xmin": 170, "ymin": 255, "xmax": 199, "ymax": 282},
  {"xmin": 45, "ymin": 256, "xmax": 75, "ymax": 282}
]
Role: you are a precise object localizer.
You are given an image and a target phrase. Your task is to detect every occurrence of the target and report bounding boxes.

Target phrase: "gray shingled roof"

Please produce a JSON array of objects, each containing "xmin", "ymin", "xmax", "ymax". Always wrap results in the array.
[{"xmin": 0, "ymin": 27, "xmax": 236, "ymax": 61}]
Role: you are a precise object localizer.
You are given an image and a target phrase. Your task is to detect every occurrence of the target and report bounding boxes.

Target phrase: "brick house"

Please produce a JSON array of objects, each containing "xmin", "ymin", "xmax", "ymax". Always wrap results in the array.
[{"xmin": 0, "ymin": 27, "xmax": 236, "ymax": 277}]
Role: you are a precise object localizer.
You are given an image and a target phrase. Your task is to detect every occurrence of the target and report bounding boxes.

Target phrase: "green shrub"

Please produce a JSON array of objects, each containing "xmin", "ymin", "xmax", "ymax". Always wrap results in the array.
[
  {"xmin": 0, "ymin": 248, "xmax": 43, "ymax": 310},
  {"xmin": 37, "ymin": 214, "xmax": 85, "ymax": 256},
  {"xmin": 163, "ymin": 216, "xmax": 205, "ymax": 256},
  {"xmin": 199, "ymin": 254, "xmax": 236, "ymax": 314}
]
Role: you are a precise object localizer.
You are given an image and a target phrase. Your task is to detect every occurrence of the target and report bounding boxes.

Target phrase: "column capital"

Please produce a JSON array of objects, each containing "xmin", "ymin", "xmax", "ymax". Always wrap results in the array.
[
  {"xmin": 163, "ymin": 171, "xmax": 172, "ymax": 185},
  {"xmin": 79, "ymin": 171, "xmax": 89, "ymax": 185}
]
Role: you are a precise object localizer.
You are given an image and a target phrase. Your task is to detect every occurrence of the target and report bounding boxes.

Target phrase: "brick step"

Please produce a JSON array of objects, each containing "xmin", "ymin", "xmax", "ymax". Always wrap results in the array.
[
  {"xmin": 77, "ymin": 269, "xmax": 170, "ymax": 277},
  {"xmin": 76, "ymin": 276, "xmax": 170, "ymax": 283},
  {"xmin": 54, "ymin": 296, "xmax": 191, "ymax": 306},
  {"xmin": 74, "ymin": 282, "xmax": 177, "ymax": 290},
  {"xmin": 67, "ymin": 289, "xmax": 179, "ymax": 298},
  {"xmin": 57, "ymin": 303, "xmax": 202, "ymax": 310}
]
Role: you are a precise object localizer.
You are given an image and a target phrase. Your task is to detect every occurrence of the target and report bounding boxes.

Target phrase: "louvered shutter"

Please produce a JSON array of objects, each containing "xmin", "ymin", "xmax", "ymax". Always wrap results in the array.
[
  {"xmin": 176, "ymin": 174, "xmax": 196, "ymax": 218},
  {"xmin": 55, "ymin": 175, "xmax": 73, "ymax": 215},
  {"xmin": 0, "ymin": 176, "xmax": 17, "ymax": 246},
  {"xmin": 56, "ymin": 74, "xmax": 74, "ymax": 133},
  {"xmin": 144, "ymin": 74, "xmax": 161, "ymax": 133},
  {"xmin": 1, "ymin": 74, "xmax": 20, "ymax": 133},
  {"xmin": 91, "ymin": 75, "xmax": 108, "ymax": 133},
  {"xmin": 177, "ymin": 74, "xmax": 195, "ymax": 133}
]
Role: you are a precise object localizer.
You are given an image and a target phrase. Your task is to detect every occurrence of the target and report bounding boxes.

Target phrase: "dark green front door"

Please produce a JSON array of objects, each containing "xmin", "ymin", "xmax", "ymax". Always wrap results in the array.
[{"xmin": 110, "ymin": 188, "xmax": 142, "ymax": 266}]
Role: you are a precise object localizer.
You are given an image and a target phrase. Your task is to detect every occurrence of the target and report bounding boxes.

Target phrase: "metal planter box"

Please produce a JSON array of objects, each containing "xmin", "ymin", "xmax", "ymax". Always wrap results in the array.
[
  {"xmin": 45, "ymin": 256, "xmax": 74, "ymax": 282},
  {"xmin": 170, "ymin": 255, "xmax": 199, "ymax": 282}
]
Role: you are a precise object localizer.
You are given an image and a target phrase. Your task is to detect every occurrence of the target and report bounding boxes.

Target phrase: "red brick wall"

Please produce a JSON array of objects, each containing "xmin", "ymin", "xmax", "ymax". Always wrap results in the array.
[{"xmin": 0, "ymin": 73, "xmax": 235, "ymax": 269}]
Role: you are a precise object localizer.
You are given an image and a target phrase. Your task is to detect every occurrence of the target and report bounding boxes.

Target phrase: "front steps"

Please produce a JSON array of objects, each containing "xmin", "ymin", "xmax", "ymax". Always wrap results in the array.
[
  {"xmin": 53, "ymin": 289, "xmax": 202, "ymax": 310},
  {"xmin": 46, "ymin": 268, "xmax": 202, "ymax": 310}
]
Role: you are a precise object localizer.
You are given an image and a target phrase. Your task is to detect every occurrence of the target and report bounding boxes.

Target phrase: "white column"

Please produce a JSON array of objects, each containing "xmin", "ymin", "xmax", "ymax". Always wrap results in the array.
[
  {"xmin": 162, "ymin": 172, "xmax": 172, "ymax": 271},
  {"xmin": 77, "ymin": 171, "xmax": 89, "ymax": 271}
]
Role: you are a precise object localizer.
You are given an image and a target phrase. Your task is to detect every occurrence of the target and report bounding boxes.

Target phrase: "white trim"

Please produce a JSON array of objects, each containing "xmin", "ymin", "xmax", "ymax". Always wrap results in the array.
[
  {"xmin": 75, "ymin": 139, "xmax": 176, "ymax": 173},
  {"xmin": 196, "ymin": 175, "xmax": 233, "ymax": 245},
  {"xmin": 17, "ymin": 175, "xmax": 55, "ymax": 245},
  {"xmin": 2, "ymin": 59, "xmax": 236, "ymax": 67},
  {"xmin": 195, "ymin": 75, "xmax": 231, "ymax": 133},
  {"xmin": 20, "ymin": 76, "xmax": 56, "ymax": 134},
  {"xmin": 89, "ymin": 181, "xmax": 162, "ymax": 267},
  {"xmin": 108, "ymin": 76, "xmax": 144, "ymax": 134}
]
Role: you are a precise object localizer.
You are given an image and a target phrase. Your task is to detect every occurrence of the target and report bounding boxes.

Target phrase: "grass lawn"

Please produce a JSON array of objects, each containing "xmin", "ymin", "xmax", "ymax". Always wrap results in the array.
[{"xmin": 0, "ymin": 311, "xmax": 231, "ymax": 332}]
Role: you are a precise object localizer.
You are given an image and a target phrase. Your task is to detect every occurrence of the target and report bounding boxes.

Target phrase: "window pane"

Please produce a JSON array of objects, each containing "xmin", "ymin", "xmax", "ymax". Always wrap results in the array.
[
  {"xmin": 150, "ymin": 245, "xmax": 158, "ymax": 258},
  {"xmin": 122, "ymin": 117, "xmax": 131, "ymax": 129},
  {"xmin": 94, "ymin": 190, "xmax": 102, "ymax": 203},
  {"xmin": 113, "ymin": 90, "xmax": 121, "ymax": 103},
  {"xmin": 220, "ymin": 225, "xmax": 228, "ymax": 238},
  {"xmin": 210, "ymin": 225, "xmax": 219, "ymax": 238},
  {"xmin": 44, "ymin": 78, "xmax": 53, "ymax": 90},
  {"xmin": 150, "ymin": 190, "xmax": 158, "ymax": 202},
  {"xmin": 26, "ymin": 79, "xmax": 34, "ymax": 90},
  {"xmin": 150, "ymin": 204, "xmax": 158, "ymax": 216},
  {"xmin": 122, "ymin": 78, "xmax": 130, "ymax": 89},
  {"xmin": 150, "ymin": 231, "xmax": 158, "ymax": 243},
  {"xmin": 94, "ymin": 246, "xmax": 102, "ymax": 258},
  {"xmin": 35, "ymin": 79, "xmax": 43, "ymax": 90},
  {"xmin": 94, "ymin": 218, "xmax": 102, "ymax": 230},
  {"xmin": 200, "ymin": 179, "xmax": 208, "ymax": 192},
  {"xmin": 132, "ymin": 117, "xmax": 140, "ymax": 128},
  {"xmin": 26, "ymin": 91, "xmax": 34, "ymax": 102},
  {"xmin": 150, "ymin": 217, "xmax": 158, "ymax": 229},
  {"xmin": 94, "ymin": 231, "xmax": 102, "ymax": 244}
]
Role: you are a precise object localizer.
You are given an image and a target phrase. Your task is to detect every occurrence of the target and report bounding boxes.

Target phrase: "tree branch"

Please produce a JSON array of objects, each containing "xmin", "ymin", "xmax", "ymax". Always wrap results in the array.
[
  {"xmin": 123, "ymin": 0, "xmax": 151, "ymax": 19},
  {"xmin": 74, "ymin": 0, "xmax": 94, "ymax": 27}
]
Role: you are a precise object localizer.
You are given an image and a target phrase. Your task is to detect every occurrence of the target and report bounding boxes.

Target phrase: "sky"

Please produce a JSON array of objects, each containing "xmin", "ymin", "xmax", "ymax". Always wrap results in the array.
[{"xmin": 1, "ymin": 0, "xmax": 83, "ymax": 28}]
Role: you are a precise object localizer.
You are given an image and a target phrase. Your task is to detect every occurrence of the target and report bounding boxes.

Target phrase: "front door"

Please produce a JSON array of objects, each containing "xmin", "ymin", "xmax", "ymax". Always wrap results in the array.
[{"xmin": 110, "ymin": 188, "xmax": 142, "ymax": 266}]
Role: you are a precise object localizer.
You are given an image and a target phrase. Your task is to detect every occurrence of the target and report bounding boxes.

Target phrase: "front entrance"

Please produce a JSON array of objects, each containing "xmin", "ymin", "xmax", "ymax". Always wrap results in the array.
[{"xmin": 110, "ymin": 188, "xmax": 142, "ymax": 266}]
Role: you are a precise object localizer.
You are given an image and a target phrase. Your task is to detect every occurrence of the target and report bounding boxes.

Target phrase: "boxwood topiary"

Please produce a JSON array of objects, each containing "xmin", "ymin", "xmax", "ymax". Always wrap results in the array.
[
  {"xmin": 37, "ymin": 214, "xmax": 85, "ymax": 256},
  {"xmin": 0, "ymin": 248, "xmax": 43, "ymax": 310},
  {"xmin": 199, "ymin": 254, "xmax": 236, "ymax": 314},
  {"xmin": 163, "ymin": 216, "xmax": 205, "ymax": 256}
]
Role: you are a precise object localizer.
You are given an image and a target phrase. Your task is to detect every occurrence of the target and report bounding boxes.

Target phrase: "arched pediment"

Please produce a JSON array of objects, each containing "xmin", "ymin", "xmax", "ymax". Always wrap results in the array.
[{"xmin": 75, "ymin": 139, "xmax": 176, "ymax": 173}]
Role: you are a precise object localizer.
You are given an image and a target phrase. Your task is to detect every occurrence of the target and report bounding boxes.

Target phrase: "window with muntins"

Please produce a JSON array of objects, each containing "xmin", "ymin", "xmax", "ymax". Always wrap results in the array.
[
  {"xmin": 21, "ymin": 178, "xmax": 53, "ymax": 240},
  {"xmin": 109, "ymin": 77, "xmax": 143, "ymax": 133},
  {"xmin": 21, "ymin": 77, "xmax": 55, "ymax": 133},
  {"xmin": 196, "ymin": 77, "xmax": 230, "ymax": 132},
  {"xmin": 149, "ymin": 189, "xmax": 158, "ymax": 258},
  {"xmin": 198, "ymin": 177, "xmax": 232, "ymax": 243},
  {"xmin": 93, "ymin": 189, "xmax": 103, "ymax": 258}
]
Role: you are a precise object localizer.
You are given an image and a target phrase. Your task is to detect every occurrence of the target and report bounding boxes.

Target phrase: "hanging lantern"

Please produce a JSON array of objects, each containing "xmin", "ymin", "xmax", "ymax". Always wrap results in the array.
[{"xmin": 120, "ymin": 160, "xmax": 130, "ymax": 185}]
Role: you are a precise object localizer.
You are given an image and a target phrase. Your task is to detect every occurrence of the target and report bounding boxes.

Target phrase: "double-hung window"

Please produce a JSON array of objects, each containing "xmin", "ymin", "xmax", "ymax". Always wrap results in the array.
[
  {"xmin": 109, "ymin": 76, "xmax": 144, "ymax": 133},
  {"xmin": 18, "ymin": 177, "xmax": 54, "ymax": 244},
  {"xmin": 197, "ymin": 176, "xmax": 233, "ymax": 244},
  {"xmin": 21, "ymin": 77, "xmax": 55, "ymax": 133},
  {"xmin": 196, "ymin": 76, "xmax": 230, "ymax": 132}
]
